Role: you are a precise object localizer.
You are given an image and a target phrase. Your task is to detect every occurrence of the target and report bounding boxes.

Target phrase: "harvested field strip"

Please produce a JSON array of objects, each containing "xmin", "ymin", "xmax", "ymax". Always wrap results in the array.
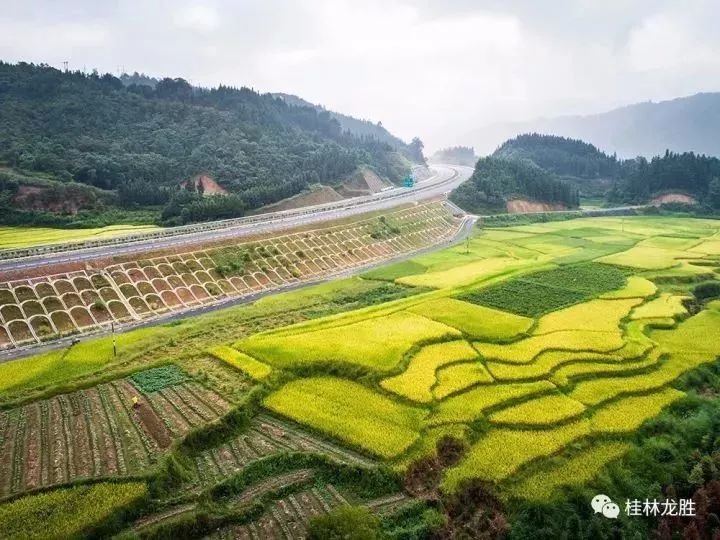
[
  {"xmin": 509, "ymin": 441, "xmax": 631, "ymax": 501},
  {"xmin": 232, "ymin": 469, "xmax": 315, "ymax": 506},
  {"xmin": 264, "ymin": 377, "xmax": 427, "ymax": 459},
  {"xmin": 185, "ymin": 381, "xmax": 231, "ymax": 415},
  {"xmin": 56, "ymin": 396, "xmax": 76, "ymax": 481},
  {"xmin": 85, "ymin": 387, "xmax": 119, "ymax": 476},
  {"xmin": 79, "ymin": 391, "xmax": 102, "ymax": 476},
  {"xmin": 0, "ymin": 410, "xmax": 18, "ymax": 496},
  {"xmin": 427, "ymin": 381, "xmax": 556, "ymax": 426},
  {"xmin": 159, "ymin": 387, "xmax": 204, "ymax": 426},
  {"xmin": 170, "ymin": 384, "xmax": 218, "ymax": 422},
  {"xmin": 256, "ymin": 415, "xmax": 374, "ymax": 466},
  {"xmin": 97, "ymin": 385, "xmax": 128, "ymax": 476},
  {"xmin": 146, "ymin": 391, "xmax": 191, "ymax": 437},
  {"xmin": 442, "ymin": 420, "xmax": 591, "ymax": 490},
  {"xmin": 48, "ymin": 398, "xmax": 70, "ymax": 483},
  {"xmin": 380, "ymin": 340, "xmax": 479, "ymax": 403},
  {"xmin": 105, "ymin": 383, "xmax": 153, "ymax": 471}
]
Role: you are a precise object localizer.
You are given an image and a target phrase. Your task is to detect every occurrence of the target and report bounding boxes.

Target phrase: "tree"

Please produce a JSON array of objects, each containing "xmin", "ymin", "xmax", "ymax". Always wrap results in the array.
[
  {"xmin": 408, "ymin": 137, "xmax": 426, "ymax": 164},
  {"xmin": 707, "ymin": 178, "xmax": 720, "ymax": 209},
  {"xmin": 307, "ymin": 506, "xmax": 380, "ymax": 540}
]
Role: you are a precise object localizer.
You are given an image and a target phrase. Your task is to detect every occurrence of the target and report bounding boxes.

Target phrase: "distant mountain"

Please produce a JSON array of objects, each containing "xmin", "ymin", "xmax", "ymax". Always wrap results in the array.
[
  {"xmin": 470, "ymin": 93, "xmax": 720, "ymax": 159},
  {"xmin": 272, "ymin": 93, "xmax": 424, "ymax": 162},
  {"xmin": 429, "ymin": 146, "xmax": 478, "ymax": 167}
]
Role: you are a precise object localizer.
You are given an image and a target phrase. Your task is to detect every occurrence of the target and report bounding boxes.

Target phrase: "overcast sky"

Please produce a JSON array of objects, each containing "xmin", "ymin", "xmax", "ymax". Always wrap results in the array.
[{"xmin": 1, "ymin": 0, "xmax": 720, "ymax": 151}]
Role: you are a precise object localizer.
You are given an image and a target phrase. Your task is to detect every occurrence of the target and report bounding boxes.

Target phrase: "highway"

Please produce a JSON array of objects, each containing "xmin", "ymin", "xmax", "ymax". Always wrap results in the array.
[
  {"xmin": 0, "ymin": 164, "xmax": 474, "ymax": 274},
  {"xmin": 0, "ymin": 215, "xmax": 477, "ymax": 363}
]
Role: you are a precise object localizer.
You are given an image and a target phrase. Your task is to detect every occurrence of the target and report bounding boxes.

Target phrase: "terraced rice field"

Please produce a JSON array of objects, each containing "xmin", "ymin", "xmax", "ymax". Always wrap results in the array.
[
  {"xmin": 222, "ymin": 216, "xmax": 720, "ymax": 501},
  {"xmin": 0, "ymin": 202, "xmax": 461, "ymax": 350},
  {"xmin": 3, "ymin": 215, "xmax": 720, "ymax": 537}
]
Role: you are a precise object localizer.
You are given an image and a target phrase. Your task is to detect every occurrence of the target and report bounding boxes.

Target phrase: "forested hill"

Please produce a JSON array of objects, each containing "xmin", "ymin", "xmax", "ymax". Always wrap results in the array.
[
  {"xmin": 494, "ymin": 134, "xmax": 621, "ymax": 179},
  {"xmin": 447, "ymin": 133, "xmax": 720, "ymax": 214},
  {"xmin": 0, "ymin": 62, "xmax": 418, "ymax": 225},
  {"xmin": 449, "ymin": 157, "xmax": 579, "ymax": 214},
  {"xmin": 272, "ymin": 93, "xmax": 424, "ymax": 163},
  {"xmin": 609, "ymin": 151, "xmax": 720, "ymax": 205}
]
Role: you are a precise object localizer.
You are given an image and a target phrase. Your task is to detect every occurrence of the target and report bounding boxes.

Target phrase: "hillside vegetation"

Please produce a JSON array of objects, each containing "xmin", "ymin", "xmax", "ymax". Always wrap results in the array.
[
  {"xmin": 0, "ymin": 62, "xmax": 419, "ymax": 226},
  {"xmin": 449, "ymin": 155, "xmax": 580, "ymax": 214},
  {"xmin": 450, "ymin": 133, "xmax": 720, "ymax": 213}
]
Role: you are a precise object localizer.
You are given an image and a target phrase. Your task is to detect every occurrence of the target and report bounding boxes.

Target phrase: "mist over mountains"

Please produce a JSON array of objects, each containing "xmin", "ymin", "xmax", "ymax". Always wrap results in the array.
[{"xmin": 469, "ymin": 93, "xmax": 720, "ymax": 159}]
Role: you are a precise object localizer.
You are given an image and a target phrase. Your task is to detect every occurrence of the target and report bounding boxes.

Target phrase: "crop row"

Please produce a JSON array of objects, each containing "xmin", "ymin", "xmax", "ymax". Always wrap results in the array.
[
  {"xmin": 214, "ymin": 484, "xmax": 348, "ymax": 540},
  {"xmin": 0, "ymin": 376, "xmax": 229, "ymax": 497}
]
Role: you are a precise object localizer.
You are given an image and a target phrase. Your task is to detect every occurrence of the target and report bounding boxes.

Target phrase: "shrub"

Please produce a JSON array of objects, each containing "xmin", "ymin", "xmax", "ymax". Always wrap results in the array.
[
  {"xmin": 308, "ymin": 506, "xmax": 380, "ymax": 540},
  {"xmin": 694, "ymin": 281, "xmax": 720, "ymax": 300}
]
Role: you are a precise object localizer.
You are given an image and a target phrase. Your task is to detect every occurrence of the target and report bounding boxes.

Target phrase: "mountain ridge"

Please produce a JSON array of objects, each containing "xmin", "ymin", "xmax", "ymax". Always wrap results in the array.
[{"xmin": 469, "ymin": 92, "xmax": 720, "ymax": 159}]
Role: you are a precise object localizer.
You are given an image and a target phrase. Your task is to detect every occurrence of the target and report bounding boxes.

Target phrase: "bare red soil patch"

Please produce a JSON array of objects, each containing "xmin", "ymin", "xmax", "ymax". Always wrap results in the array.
[
  {"xmin": 507, "ymin": 199, "xmax": 567, "ymax": 213},
  {"xmin": 650, "ymin": 193, "xmax": 697, "ymax": 205}
]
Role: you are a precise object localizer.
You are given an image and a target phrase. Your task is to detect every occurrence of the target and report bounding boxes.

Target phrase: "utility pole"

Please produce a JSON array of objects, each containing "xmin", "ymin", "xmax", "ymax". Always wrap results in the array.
[{"xmin": 111, "ymin": 322, "xmax": 117, "ymax": 357}]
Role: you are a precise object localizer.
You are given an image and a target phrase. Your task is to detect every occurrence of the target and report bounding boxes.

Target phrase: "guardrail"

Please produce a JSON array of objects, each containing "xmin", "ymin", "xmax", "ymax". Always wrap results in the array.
[{"xmin": 0, "ymin": 167, "xmax": 461, "ymax": 262}]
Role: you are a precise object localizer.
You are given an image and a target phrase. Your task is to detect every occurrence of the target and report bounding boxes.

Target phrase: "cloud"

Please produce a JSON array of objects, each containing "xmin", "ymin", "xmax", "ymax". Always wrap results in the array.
[
  {"xmin": 0, "ymin": 0, "xmax": 718, "ymax": 150},
  {"xmin": 174, "ymin": 4, "xmax": 221, "ymax": 31}
]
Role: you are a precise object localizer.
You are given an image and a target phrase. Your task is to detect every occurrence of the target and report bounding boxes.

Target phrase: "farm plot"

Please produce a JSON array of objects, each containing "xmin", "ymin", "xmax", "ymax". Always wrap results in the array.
[
  {"xmin": 508, "ymin": 441, "xmax": 631, "ymax": 501},
  {"xmin": 405, "ymin": 297, "xmax": 533, "ymax": 340},
  {"xmin": 0, "ymin": 202, "xmax": 462, "ymax": 350},
  {"xmin": 458, "ymin": 263, "xmax": 627, "ymax": 317},
  {"xmin": 190, "ymin": 414, "xmax": 374, "ymax": 487},
  {"xmin": 0, "ymin": 368, "xmax": 230, "ymax": 498},
  {"xmin": 0, "ymin": 481, "xmax": 147, "ymax": 540},
  {"xmin": 210, "ymin": 483, "xmax": 412, "ymax": 540},
  {"xmin": 208, "ymin": 345, "xmax": 272, "ymax": 380},
  {"xmin": 264, "ymin": 377, "xmax": 428, "ymax": 458},
  {"xmin": 380, "ymin": 340, "xmax": 480, "ymax": 403},
  {"xmin": 237, "ymin": 311, "xmax": 461, "ymax": 372}
]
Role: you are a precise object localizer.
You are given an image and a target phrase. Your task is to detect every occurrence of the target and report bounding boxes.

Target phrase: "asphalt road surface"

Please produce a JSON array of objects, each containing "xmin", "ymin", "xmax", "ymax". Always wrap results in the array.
[{"xmin": 0, "ymin": 164, "xmax": 474, "ymax": 274}]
